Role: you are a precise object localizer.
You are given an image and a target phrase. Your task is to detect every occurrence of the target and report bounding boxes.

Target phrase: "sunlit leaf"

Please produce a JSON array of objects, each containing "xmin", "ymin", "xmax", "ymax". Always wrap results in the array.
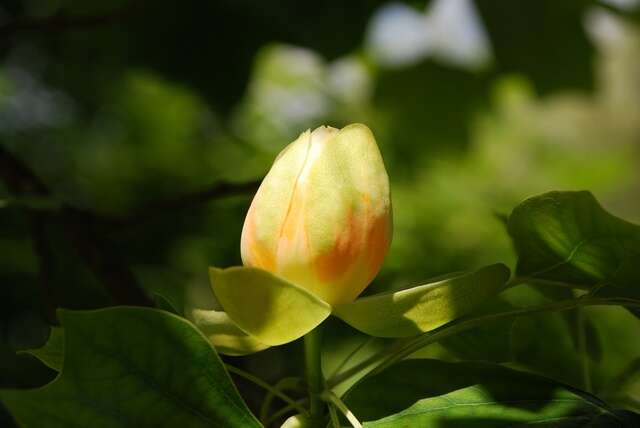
[
  {"xmin": 209, "ymin": 266, "xmax": 331, "ymax": 346},
  {"xmin": 0, "ymin": 307, "xmax": 261, "ymax": 428},
  {"xmin": 332, "ymin": 264, "xmax": 510, "ymax": 337}
]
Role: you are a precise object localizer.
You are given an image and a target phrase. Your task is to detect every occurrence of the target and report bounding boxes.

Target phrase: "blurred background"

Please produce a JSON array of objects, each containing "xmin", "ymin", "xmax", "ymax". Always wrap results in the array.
[{"xmin": 1, "ymin": 0, "xmax": 640, "ymax": 425}]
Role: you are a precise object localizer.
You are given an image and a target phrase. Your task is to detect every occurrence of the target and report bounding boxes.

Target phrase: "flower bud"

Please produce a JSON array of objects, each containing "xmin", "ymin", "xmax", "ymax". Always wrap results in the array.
[{"xmin": 241, "ymin": 124, "xmax": 392, "ymax": 305}]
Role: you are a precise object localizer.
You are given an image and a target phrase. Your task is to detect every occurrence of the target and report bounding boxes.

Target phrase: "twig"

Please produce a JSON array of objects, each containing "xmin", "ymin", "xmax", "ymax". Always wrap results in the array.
[
  {"xmin": 321, "ymin": 391, "xmax": 362, "ymax": 428},
  {"xmin": 105, "ymin": 179, "xmax": 261, "ymax": 227},
  {"xmin": 264, "ymin": 399, "xmax": 309, "ymax": 427},
  {"xmin": 0, "ymin": 2, "xmax": 142, "ymax": 38},
  {"xmin": 225, "ymin": 364, "xmax": 309, "ymax": 417},
  {"xmin": 29, "ymin": 212, "xmax": 57, "ymax": 323},
  {"xmin": 0, "ymin": 144, "xmax": 49, "ymax": 194},
  {"xmin": 0, "ymin": 144, "xmax": 152, "ymax": 307},
  {"xmin": 327, "ymin": 401, "xmax": 341, "ymax": 428},
  {"xmin": 0, "ymin": 144, "xmax": 260, "ymax": 305},
  {"xmin": 61, "ymin": 206, "xmax": 153, "ymax": 306},
  {"xmin": 259, "ymin": 377, "xmax": 305, "ymax": 423}
]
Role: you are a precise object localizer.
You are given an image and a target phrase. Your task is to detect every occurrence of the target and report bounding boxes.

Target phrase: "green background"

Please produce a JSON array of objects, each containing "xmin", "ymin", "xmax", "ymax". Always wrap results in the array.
[{"xmin": 1, "ymin": 0, "xmax": 640, "ymax": 426}]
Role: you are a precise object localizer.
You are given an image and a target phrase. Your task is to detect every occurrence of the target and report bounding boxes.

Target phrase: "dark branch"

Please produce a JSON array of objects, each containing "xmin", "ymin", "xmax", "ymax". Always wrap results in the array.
[
  {"xmin": 30, "ymin": 212, "xmax": 57, "ymax": 324},
  {"xmin": 107, "ymin": 179, "xmax": 261, "ymax": 227},
  {"xmin": 1, "ymin": 144, "xmax": 260, "ymax": 306},
  {"xmin": 0, "ymin": 2, "xmax": 141, "ymax": 38},
  {"xmin": 0, "ymin": 145, "xmax": 49, "ymax": 195},
  {"xmin": 0, "ymin": 144, "xmax": 152, "ymax": 307},
  {"xmin": 61, "ymin": 206, "xmax": 153, "ymax": 307}
]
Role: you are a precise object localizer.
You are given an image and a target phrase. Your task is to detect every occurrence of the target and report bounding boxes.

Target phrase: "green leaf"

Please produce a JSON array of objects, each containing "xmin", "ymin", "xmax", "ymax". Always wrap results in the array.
[
  {"xmin": 508, "ymin": 191, "xmax": 640, "ymax": 299},
  {"xmin": 185, "ymin": 277, "xmax": 270, "ymax": 356},
  {"xmin": 363, "ymin": 386, "xmax": 632, "ymax": 427},
  {"xmin": 509, "ymin": 302, "xmax": 640, "ymax": 404},
  {"xmin": 209, "ymin": 266, "xmax": 331, "ymax": 346},
  {"xmin": 0, "ymin": 307, "xmax": 261, "ymax": 428},
  {"xmin": 332, "ymin": 264, "xmax": 510, "ymax": 337},
  {"xmin": 23, "ymin": 327, "xmax": 64, "ymax": 372},
  {"xmin": 345, "ymin": 359, "xmax": 636, "ymax": 427}
]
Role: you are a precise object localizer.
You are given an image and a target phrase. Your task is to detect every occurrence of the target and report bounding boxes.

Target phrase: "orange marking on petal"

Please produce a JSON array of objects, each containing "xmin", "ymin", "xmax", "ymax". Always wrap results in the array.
[{"xmin": 315, "ymin": 208, "xmax": 364, "ymax": 283}]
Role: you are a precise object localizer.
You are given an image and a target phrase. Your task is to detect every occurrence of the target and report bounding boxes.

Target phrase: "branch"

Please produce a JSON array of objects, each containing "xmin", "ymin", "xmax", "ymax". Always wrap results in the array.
[
  {"xmin": 107, "ymin": 179, "xmax": 261, "ymax": 227},
  {"xmin": 30, "ymin": 212, "xmax": 57, "ymax": 323},
  {"xmin": 0, "ymin": 144, "xmax": 152, "ymax": 307},
  {"xmin": 61, "ymin": 206, "xmax": 153, "ymax": 307},
  {"xmin": 0, "ymin": 2, "xmax": 142, "ymax": 38},
  {"xmin": 225, "ymin": 364, "xmax": 309, "ymax": 417},
  {"xmin": 0, "ymin": 144, "xmax": 49, "ymax": 195},
  {"xmin": 0, "ymin": 142, "xmax": 261, "ymax": 305}
]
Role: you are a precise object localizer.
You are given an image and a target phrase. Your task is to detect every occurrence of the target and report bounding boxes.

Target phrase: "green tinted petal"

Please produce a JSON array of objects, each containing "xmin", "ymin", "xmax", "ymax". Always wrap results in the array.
[{"xmin": 209, "ymin": 266, "xmax": 332, "ymax": 345}]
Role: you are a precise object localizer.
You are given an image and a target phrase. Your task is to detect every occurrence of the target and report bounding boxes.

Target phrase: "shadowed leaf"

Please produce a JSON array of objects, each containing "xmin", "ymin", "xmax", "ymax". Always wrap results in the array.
[
  {"xmin": 1, "ymin": 307, "xmax": 261, "ymax": 428},
  {"xmin": 508, "ymin": 191, "xmax": 640, "ymax": 301}
]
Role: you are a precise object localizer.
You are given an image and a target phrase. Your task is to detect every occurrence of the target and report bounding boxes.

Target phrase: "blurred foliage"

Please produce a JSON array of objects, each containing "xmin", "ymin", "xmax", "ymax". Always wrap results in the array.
[{"xmin": 2, "ymin": 0, "xmax": 640, "ymax": 425}]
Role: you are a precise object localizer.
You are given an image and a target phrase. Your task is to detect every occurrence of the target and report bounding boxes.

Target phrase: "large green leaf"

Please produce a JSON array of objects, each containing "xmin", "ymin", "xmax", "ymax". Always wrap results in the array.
[
  {"xmin": 332, "ymin": 264, "xmax": 510, "ymax": 337},
  {"xmin": 508, "ymin": 191, "xmax": 640, "ymax": 299},
  {"xmin": 209, "ymin": 267, "xmax": 331, "ymax": 346},
  {"xmin": 0, "ymin": 307, "xmax": 261, "ymax": 428},
  {"xmin": 345, "ymin": 359, "xmax": 638, "ymax": 427},
  {"xmin": 24, "ymin": 327, "xmax": 64, "ymax": 372}
]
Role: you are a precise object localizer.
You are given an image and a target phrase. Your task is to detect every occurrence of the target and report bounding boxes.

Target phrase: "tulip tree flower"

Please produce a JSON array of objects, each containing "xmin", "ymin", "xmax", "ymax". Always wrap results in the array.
[
  {"xmin": 241, "ymin": 124, "xmax": 392, "ymax": 306},
  {"xmin": 185, "ymin": 124, "xmax": 510, "ymax": 355}
]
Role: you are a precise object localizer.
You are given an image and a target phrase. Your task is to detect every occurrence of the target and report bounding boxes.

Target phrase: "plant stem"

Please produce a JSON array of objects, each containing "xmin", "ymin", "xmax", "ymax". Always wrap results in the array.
[
  {"xmin": 259, "ymin": 377, "xmax": 304, "ymax": 423},
  {"xmin": 224, "ymin": 364, "xmax": 309, "ymax": 416},
  {"xmin": 304, "ymin": 327, "xmax": 325, "ymax": 426},
  {"xmin": 575, "ymin": 307, "xmax": 592, "ymax": 392},
  {"xmin": 321, "ymin": 391, "xmax": 363, "ymax": 428},
  {"xmin": 265, "ymin": 398, "xmax": 309, "ymax": 426},
  {"xmin": 327, "ymin": 401, "xmax": 341, "ymax": 428}
]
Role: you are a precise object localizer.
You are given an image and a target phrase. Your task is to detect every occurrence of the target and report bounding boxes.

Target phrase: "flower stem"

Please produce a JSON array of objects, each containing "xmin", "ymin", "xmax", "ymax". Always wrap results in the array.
[
  {"xmin": 575, "ymin": 306, "xmax": 593, "ymax": 392},
  {"xmin": 225, "ymin": 364, "xmax": 308, "ymax": 416},
  {"xmin": 304, "ymin": 326, "xmax": 325, "ymax": 426},
  {"xmin": 321, "ymin": 390, "xmax": 363, "ymax": 428}
]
